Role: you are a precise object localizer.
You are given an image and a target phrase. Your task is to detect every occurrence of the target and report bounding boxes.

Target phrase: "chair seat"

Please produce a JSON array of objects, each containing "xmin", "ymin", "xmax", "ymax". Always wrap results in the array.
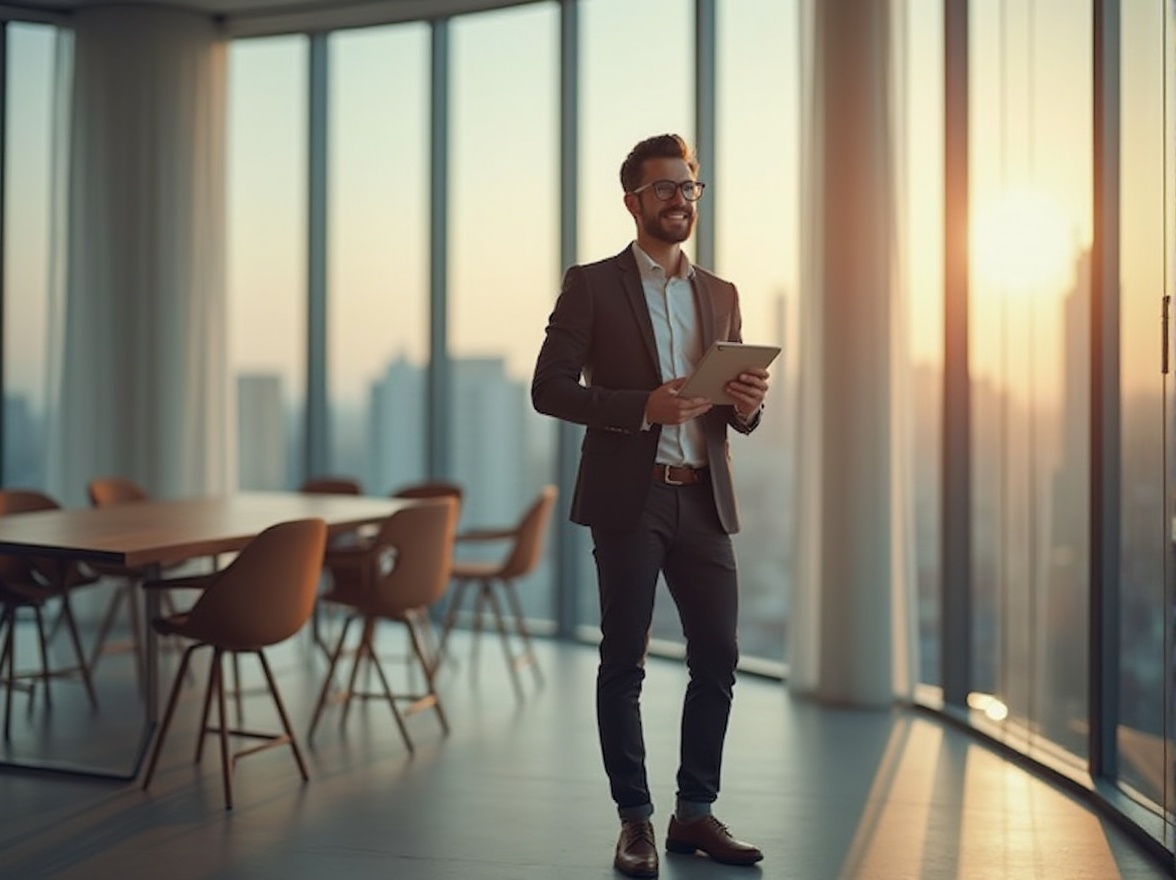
[
  {"xmin": 449, "ymin": 560, "xmax": 501, "ymax": 579},
  {"xmin": 320, "ymin": 588, "xmax": 411, "ymax": 622}
]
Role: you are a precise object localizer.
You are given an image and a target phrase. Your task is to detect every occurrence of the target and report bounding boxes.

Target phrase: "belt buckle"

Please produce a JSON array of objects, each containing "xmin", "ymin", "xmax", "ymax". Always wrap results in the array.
[{"xmin": 662, "ymin": 464, "xmax": 685, "ymax": 486}]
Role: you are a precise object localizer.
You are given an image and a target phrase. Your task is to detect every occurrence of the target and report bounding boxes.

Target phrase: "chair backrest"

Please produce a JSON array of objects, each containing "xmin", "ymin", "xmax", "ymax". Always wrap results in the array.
[
  {"xmin": 391, "ymin": 481, "xmax": 464, "ymax": 504},
  {"xmin": 87, "ymin": 477, "xmax": 149, "ymax": 507},
  {"xmin": 0, "ymin": 489, "xmax": 59, "ymax": 517},
  {"xmin": 300, "ymin": 476, "xmax": 362, "ymax": 495},
  {"xmin": 183, "ymin": 518, "xmax": 328, "ymax": 650},
  {"xmin": 368, "ymin": 496, "xmax": 459, "ymax": 614},
  {"xmin": 0, "ymin": 489, "xmax": 67, "ymax": 586},
  {"xmin": 497, "ymin": 485, "xmax": 558, "ymax": 580}
]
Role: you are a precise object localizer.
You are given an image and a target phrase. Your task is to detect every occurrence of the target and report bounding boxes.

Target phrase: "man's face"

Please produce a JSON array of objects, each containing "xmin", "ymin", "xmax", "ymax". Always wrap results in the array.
[{"xmin": 627, "ymin": 157, "xmax": 697, "ymax": 245}]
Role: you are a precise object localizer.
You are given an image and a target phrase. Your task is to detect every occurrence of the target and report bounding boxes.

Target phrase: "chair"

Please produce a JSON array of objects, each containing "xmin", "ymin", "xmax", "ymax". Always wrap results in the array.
[
  {"xmin": 140, "ymin": 517, "xmax": 327, "ymax": 810},
  {"xmin": 391, "ymin": 480, "xmax": 464, "ymax": 504},
  {"xmin": 390, "ymin": 481, "xmax": 464, "ymax": 666},
  {"xmin": 0, "ymin": 490, "xmax": 99, "ymax": 739},
  {"xmin": 85, "ymin": 476, "xmax": 191, "ymax": 688},
  {"xmin": 299, "ymin": 476, "xmax": 362, "ymax": 496},
  {"xmin": 307, "ymin": 496, "xmax": 459, "ymax": 753},
  {"xmin": 439, "ymin": 485, "xmax": 557, "ymax": 698}
]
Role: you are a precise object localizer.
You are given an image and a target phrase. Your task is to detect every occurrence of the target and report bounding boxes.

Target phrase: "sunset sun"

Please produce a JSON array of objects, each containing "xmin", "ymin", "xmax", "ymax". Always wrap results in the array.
[{"xmin": 971, "ymin": 186, "xmax": 1074, "ymax": 294}]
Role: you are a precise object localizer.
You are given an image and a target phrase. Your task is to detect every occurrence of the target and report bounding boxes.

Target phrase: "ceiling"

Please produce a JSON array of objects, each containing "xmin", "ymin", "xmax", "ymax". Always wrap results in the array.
[{"xmin": 1, "ymin": 0, "xmax": 541, "ymax": 37}]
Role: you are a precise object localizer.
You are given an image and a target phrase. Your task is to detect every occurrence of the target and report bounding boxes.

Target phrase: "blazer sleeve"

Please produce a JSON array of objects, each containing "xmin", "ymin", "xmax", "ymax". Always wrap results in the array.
[{"xmin": 531, "ymin": 264, "xmax": 649, "ymax": 432}]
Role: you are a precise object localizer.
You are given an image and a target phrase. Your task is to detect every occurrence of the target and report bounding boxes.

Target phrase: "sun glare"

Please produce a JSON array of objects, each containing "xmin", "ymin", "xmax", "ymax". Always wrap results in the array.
[{"xmin": 971, "ymin": 186, "xmax": 1074, "ymax": 295}]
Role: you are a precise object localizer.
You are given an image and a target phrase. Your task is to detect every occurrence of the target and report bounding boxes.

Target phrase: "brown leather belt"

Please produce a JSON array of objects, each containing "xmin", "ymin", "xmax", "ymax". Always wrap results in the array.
[{"xmin": 652, "ymin": 464, "xmax": 708, "ymax": 486}]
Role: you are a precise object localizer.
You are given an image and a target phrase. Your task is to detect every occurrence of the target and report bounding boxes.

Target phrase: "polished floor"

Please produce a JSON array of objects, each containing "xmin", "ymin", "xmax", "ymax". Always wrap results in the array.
[{"xmin": 0, "ymin": 619, "xmax": 1172, "ymax": 880}]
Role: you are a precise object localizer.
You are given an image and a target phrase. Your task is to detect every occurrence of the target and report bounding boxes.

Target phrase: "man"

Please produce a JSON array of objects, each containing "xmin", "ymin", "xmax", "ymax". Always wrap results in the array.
[{"xmin": 531, "ymin": 133, "xmax": 768, "ymax": 877}]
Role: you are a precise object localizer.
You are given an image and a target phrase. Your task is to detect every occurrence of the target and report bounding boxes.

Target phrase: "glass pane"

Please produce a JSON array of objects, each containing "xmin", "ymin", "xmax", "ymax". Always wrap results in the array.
[
  {"xmin": 327, "ymin": 24, "xmax": 429, "ymax": 495},
  {"xmin": 899, "ymin": 0, "xmax": 945, "ymax": 687},
  {"xmin": 450, "ymin": 5, "xmax": 559, "ymax": 623},
  {"xmin": 1117, "ymin": 0, "xmax": 1169, "ymax": 814},
  {"xmin": 968, "ymin": 0, "xmax": 1091, "ymax": 763},
  {"xmin": 715, "ymin": 0, "xmax": 800, "ymax": 666},
  {"xmin": 226, "ymin": 37, "xmax": 308, "ymax": 491},
  {"xmin": 4, "ymin": 23, "xmax": 59, "ymax": 489},
  {"xmin": 577, "ymin": 0, "xmax": 693, "ymax": 638}
]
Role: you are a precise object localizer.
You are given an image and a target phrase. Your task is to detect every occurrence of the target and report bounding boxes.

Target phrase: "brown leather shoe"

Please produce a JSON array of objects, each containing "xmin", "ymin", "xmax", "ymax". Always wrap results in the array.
[
  {"xmin": 614, "ymin": 819, "xmax": 658, "ymax": 877},
  {"xmin": 666, "ymin": 814, "xmax": 763, "ymax": 866}
]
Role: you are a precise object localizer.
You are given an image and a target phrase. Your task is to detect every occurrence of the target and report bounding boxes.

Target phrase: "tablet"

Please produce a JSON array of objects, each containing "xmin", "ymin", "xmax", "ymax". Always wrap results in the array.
[{"xmin": 677, "ymin": 341, "xmax": 781, "ymax": 405}]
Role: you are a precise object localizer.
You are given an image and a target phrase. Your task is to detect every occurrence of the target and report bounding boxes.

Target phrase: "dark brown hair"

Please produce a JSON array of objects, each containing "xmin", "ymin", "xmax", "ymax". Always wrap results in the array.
[{"xmin": 619, "ymin": 134, "xmax": 699, "ymax": 193}]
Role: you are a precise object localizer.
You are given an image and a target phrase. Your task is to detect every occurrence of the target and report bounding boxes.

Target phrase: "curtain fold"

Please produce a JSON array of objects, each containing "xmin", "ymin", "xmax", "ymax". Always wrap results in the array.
[
  {"xmin": 790, "ymin": 0, "xmax": 916, "ymax": 706},
  {"xmin": 46, "ymin": 7, "xmax": 229, "ymax": 504}
]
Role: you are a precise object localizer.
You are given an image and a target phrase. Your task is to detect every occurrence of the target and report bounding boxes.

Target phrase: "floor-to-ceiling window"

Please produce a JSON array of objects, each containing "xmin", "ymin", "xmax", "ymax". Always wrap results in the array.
[
  {"xmin": 450, "ymin": 3, "xmax": 560, "ymax": 623},
  {"xmin": 1118, "ymin": 0, "xmax": 1172, "ymax": 821},
  {"xmin": 714, "ymin": 0, "xmax": 800, "ymax": 667},
  {"xmin": 899, "ymin": 0, "xmax": 945, "ymax": 688},
  {"xmin": 326, "ymin": 23, "xmax": 430, "ymax": 497},
  {"xmin": 226, "ymin": 36, "xmax": 308, "ymax": 491},
  {"xmin": 3, "ymin": 22, "xmax": 60, "ymax": 490},
  {"xmin": 967, "ymin": 0, "xmax": 1092, "ymax": 762}
]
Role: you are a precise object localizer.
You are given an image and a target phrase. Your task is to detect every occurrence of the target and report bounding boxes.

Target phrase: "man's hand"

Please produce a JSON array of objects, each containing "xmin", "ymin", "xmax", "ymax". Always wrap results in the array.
[
  {"xmin": 645, "ymin": 379, "xmax": 713, "ymax": 426},
  {"xmin": 726, "ymin": 368, "xmax": 770, "ymax": 419}
]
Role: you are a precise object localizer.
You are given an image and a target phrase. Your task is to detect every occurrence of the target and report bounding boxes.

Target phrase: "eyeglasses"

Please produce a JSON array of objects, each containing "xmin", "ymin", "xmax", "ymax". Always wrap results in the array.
[{"xmin": 630, "ymin": 179, "xmax": 707, "ymax": 202}]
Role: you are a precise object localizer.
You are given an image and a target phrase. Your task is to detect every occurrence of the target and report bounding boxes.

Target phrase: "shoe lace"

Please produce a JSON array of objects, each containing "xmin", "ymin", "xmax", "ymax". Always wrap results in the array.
[
  {"xmin": 626, "ymin": 820, "xmax": 656, "ymax": 846},
  {"xmin": 702, "ymin": 815, "xmax": 732, "ymax": 836}
]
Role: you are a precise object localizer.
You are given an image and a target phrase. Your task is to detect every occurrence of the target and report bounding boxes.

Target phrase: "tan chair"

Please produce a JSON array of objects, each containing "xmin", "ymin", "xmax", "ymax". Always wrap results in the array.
[
  {"xmin": 307, "ymin": 496, "xmax": 458, "ymax": 753},
  {"xmin": 390, "ymin": 481, "xmax": 464, "ymax": 666},
  {"xmin": 439, "ymin": 485, "xmax": 557, "ymax": 698},
  {"xmin": 85, "ymin": 476, "xmax": 192, "ymax": 688},
  {"xmin": 0, "ymin": 489, "xmax": 99, "ymax": 739},
  {"xmin": 391, "ymin": 480, "xmax": 463, "ymax": 504},
  {"xmin": 299, "ymin": 476, "xmax": 362, "ymax": 496},
  {"xmin": 140, "ymin": 517, "xmax": 327, "ymax": 810}
]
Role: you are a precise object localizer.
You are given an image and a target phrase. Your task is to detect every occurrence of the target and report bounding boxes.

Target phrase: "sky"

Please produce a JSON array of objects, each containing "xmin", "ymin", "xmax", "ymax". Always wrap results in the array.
[{"xmin": 4, "ymin": 0, "xmax": 1169, "ymax": 409}]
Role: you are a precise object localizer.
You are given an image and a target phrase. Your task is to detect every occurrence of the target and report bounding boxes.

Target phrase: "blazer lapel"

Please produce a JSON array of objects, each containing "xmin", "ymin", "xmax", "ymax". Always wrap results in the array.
[
  {"xmin": 691, "ymin": 270, "xmax": 717, "ymax": 350},
  {"xmin": 616, "ymin": 248, "xmax": 662, "ymax": 378}
]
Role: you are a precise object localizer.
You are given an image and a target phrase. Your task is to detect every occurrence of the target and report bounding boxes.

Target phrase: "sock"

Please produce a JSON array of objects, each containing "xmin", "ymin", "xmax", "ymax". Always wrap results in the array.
[
  {"xmin": 619, "ymin": 802, "xmax": 654, "ymax": 822},
  {"xmin": 674, "ymin": 800, "xmax": 712, "ymax": 823}
]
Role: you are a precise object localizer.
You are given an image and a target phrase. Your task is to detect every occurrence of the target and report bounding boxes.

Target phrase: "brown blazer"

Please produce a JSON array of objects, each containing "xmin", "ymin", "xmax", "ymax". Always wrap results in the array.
[{"xmin": 531, "ymin": 246, "xmax": 759, "ymax": 534}]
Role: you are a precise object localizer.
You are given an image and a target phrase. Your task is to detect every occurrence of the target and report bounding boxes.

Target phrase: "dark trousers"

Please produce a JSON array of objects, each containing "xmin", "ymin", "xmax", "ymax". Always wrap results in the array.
[{"xmin": 590, "ymin": 479, "xmax": 739, "ymax": 813}]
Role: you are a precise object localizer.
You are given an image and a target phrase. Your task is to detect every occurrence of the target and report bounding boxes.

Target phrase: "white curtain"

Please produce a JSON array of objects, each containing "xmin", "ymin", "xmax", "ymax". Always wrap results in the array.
[
  {"xmin": 46, "ymin": 6, "xmax": 229, "ymax": 505},
  {"xmin": 790, "ymin": 0, "xmax": 918, "ymax": 706}
]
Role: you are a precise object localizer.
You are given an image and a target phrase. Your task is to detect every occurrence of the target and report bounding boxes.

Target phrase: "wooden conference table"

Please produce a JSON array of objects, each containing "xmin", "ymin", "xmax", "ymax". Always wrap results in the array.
[{"xmin": 0, "ymin": 491, "xmax": 414, "ymax": 780}]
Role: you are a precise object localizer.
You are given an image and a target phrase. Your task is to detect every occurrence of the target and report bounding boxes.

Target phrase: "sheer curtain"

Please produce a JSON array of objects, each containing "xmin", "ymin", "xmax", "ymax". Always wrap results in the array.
[
  {"xmin": 46, "ymin": 7, "xmax": 229, "ymax": 504},
  {"xmin": 790, "ymin": 0, "xmax": 917, "ymax": 706}
]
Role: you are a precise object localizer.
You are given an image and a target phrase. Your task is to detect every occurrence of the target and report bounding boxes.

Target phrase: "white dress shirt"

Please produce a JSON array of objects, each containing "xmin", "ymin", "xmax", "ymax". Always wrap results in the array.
[{"xmin": 632, "ymin": 242, "xmax": 708, "ymax": 468}]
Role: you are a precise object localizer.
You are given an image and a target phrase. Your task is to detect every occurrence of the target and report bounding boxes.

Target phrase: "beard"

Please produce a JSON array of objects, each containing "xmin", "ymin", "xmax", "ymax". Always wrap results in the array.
[{"xmin": 640, "ymin": 206, "xmax": 695, "ymax": 244}]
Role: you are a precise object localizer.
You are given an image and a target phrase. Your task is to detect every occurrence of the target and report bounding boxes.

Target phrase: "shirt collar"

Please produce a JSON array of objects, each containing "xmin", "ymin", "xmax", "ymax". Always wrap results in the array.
[{"xmin": 631, "ymin": 241, "xmax": 694, "ymax": 284}]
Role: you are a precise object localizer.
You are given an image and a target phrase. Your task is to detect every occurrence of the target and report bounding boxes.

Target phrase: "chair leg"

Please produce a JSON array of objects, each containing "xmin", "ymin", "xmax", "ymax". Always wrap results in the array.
[
  {"xmin": 142, "ymin": 641, "xmax": 201, "ymax": 791},
  {"xmin": 56, "ymin": 595, "xmax": 98, "ymax": 709},
  {"xmin": 212, "ymin": 649, "xmax": 233, "ymax": 810},
  {"xmin": 194, "ymin": 649, "xmax": 220, "ymax": 765},
  {"xmin": 405, "ymin": 611, "xmax": 447, "ymax": 735},
  {"xmin": 359, "ymin": 621, "xmax": 413, "ymax": 754},
  {"xmin": 438, "ymin": 580, "xmax": 474, "ymax": 666},
  {"xmin": 340, "ymin": 618, "xmax": 380, "ymax": 732},
  {"xmin": 87, "ymin": 582, "xmax": 126, "ymax": 672},
  {"xmin": 256, "ymin": 650, "xmax": 309, "ymax": 782},
  {"xmin": 32, "ymin": 605, "xmax": 52, "ymax": 710},
  {"xmin": 2, "ymin": 605, "xmax": 15, "ymax": 740},
  {"xmin": 483, "ymin": 585, "xmax": 524, "ymax": 700},
  {"xmin": 307, "ymin": 612, "xmax": 357, "ymax": 743},
  {"xmin": 501, "ymin": 580, "xmax": 543, "ymax": 684},
  {"xmin": 231, "ymin": 653, "xmax": 244, "ymax": 726}
]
